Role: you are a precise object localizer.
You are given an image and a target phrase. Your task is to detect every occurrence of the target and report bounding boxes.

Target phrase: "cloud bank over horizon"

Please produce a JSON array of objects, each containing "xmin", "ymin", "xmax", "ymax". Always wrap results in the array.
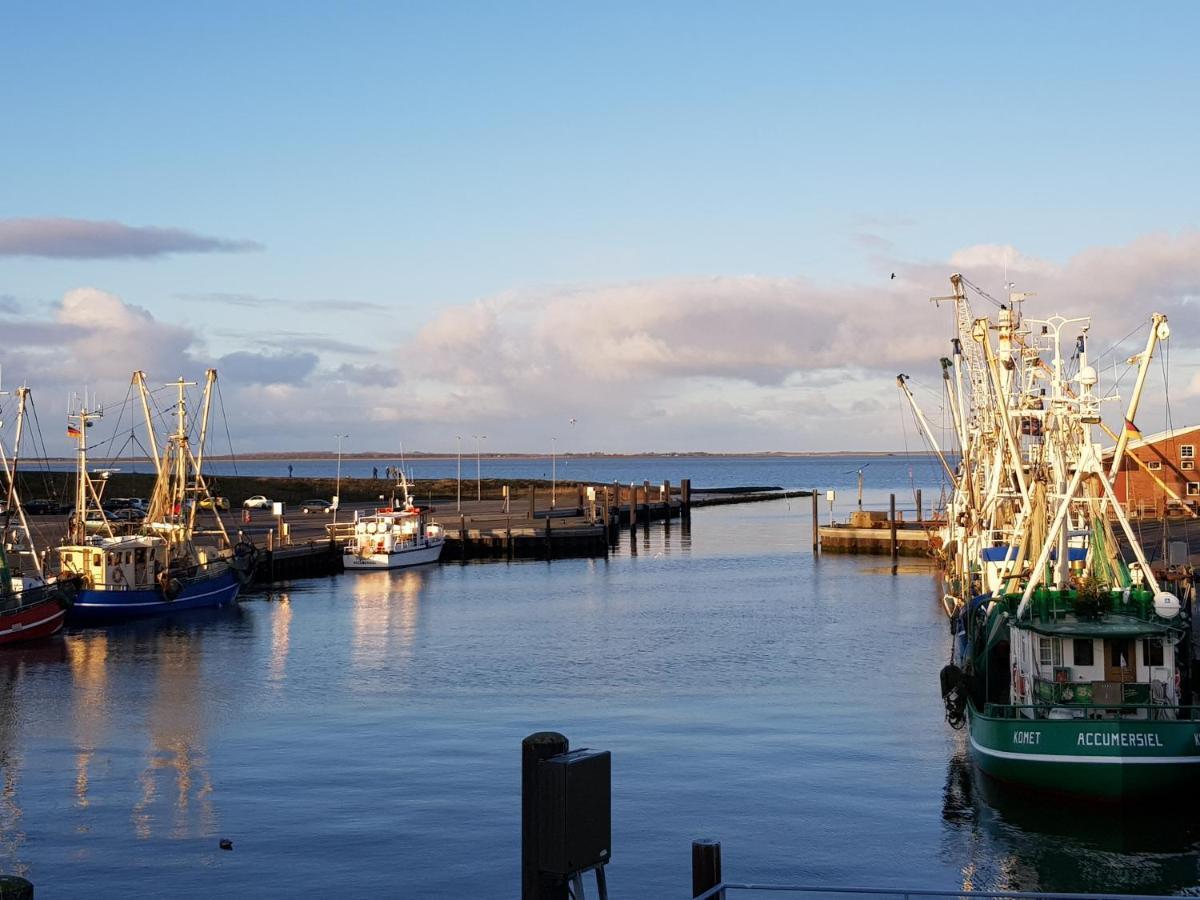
[{"xmin": 3, "ymin": 232, "xmax": 1199, "ymax": 455}]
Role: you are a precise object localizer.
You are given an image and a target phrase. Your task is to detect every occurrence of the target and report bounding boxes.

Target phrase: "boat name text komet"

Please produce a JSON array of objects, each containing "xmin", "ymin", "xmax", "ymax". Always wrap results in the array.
[
  {"xmin": 1076, "ymin": 732, "xmax": 1163, "ymax": 748},
  {"xmin": 1012, "ymin": 731, "xmax": 1041, "ymax": 745}
]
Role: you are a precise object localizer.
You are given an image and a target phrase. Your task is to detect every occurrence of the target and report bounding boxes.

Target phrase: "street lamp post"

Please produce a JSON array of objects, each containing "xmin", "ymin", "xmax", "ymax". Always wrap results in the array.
[
  {"xmin": 333, "ymin": 433, "xmax": 348, "ymax": 524},
  {"xmin": 456, "ymin": 435, "xmax": 462, "ymax": 512},
  {"xmin": 551, "ymin": 436, "xmax": 557, "ymax": 509},
  {"xmin": 474, "ymin": 434, "xmax": 486, "ymax": 502}
]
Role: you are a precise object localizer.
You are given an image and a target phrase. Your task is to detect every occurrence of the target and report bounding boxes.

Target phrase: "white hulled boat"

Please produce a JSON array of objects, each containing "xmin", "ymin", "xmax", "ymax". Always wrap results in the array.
[{"xmin": 342, "ymin": 474, "xmax": 444, "ymax": 570}]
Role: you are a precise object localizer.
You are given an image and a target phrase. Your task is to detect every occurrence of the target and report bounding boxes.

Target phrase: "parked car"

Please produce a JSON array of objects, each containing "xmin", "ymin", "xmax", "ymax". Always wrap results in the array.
[
  {"xmin": 242, "ymin": 495, "xmax": 273, "ymax": 510},
  {"xmin": 109, "ymin": 508, "xmax": 145, "ymax": 524},
  {"xmin": 81, "ymin": 510, "xmax": 111, "ymax": 534},
  {"xmin": 24, "ymin": 499, "xmax": 67, "ymax": 515},
  {"xmin": 298, "ymin": 499, "xmax": 333, "ymax": 514},
  {"xmin": 198, "ymin": 496, "xmax": 231, "ymax": 511},
  {"xmin": 103, "ymin": 497, "xmax": 137, "ymax": 512}
]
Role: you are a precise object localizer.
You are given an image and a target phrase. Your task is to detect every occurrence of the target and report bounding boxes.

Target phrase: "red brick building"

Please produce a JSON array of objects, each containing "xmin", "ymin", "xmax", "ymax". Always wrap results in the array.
[{"xmin": 1106, "ymin": 425, "xmax": 1200, "ymax": 517}]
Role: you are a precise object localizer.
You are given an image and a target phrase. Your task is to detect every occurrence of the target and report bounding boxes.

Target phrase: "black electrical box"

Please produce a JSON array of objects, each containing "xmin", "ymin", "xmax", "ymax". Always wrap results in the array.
[{"xmin": 536, "ymin": 748, "xmax": 611, "ymax": 876}]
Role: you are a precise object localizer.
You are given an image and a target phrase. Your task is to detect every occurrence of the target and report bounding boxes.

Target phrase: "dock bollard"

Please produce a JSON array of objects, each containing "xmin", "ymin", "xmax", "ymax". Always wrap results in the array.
[
  {"xmin": 811, "ymin": 488, "xmax": 819, "ymax": 554},
  {"xmin": 691, "ymin": 839, "xmax": 723, "ymax": 898},
  {"xmin": 889, "ymin": 493, "xmax": 898, "ymax": 564}
]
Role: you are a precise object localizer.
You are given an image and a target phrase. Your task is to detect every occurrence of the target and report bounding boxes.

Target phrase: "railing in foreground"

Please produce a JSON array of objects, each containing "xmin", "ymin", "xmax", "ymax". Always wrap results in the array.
[
  {"xmin": 690, "ymin": 841, "xmax": 1172, "ymax": 900},
  {"xmin": 695, "ymin": 883, "xmax": 1175, "ymax": 900}
]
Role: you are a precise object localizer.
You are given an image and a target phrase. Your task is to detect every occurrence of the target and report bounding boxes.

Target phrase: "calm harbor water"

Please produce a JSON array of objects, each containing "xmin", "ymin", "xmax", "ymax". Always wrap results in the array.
[{"xmin": 1, "ymin": 460, "xmax": 1197, "ymax": 897}]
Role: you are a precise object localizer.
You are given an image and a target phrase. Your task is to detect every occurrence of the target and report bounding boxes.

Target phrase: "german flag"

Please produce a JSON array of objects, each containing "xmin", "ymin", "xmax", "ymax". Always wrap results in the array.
[
  {"xmin": 67, "ymin": 424, "xmax": 81, "ymax": 438},
  {"xmin": 1123, "ymin": 418, "xmax": 1142, "ymax": 440}
]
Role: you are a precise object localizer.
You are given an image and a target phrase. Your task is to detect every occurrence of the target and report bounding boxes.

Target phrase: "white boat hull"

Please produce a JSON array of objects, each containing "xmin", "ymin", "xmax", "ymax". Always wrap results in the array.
[{"xmin": 343, "ymin": 540, "xmax": 444, "ymax": 570}]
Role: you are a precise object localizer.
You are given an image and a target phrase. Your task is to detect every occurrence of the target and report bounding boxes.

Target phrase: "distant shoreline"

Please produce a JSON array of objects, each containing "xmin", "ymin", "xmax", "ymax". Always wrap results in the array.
[{"xmin": 41, "ymin": 450, "xmax": 941, "ymax": 463}]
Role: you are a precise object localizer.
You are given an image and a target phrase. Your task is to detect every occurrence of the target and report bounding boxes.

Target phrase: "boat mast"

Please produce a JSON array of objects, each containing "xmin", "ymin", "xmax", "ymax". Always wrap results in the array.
[
  {"xmin": 133, "ymin": 371, "xmax": 164, "ymax": 481},
  {"xmin": 69, "ymin": 395, "xmax": 110, "ymax": 545},
  {"xmin": 2, "ymin": 387, "xmax": 43, "ymax": 576}
]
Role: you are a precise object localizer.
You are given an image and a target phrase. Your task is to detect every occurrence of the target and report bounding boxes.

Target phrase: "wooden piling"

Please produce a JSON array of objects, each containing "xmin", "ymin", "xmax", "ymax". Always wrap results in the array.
[
  {"xmin": 643, "ymin": 480, "xmax": 650, "ymax": 521},
  {"xmin": 522, "ymin": 732, "xmax": 570, "ymax": 900},
  {"xmin": 507, "ymin": 516, "xmax": 514, "ymax": 561},
  {"xmin": 691, "ymin": 839, "xmax": 723, "ymax": 899},
  {"xmin": 889, "ymin": 493, "xmax": 898, "ymax": 564},
  {"xmin": 811, "ymin": 488, "xmax": 819, "ymax": 554},
  {"xmin": 461, "ymin": 515, "xmax": 467, "ymax": 563},
  {"xmin": 629, "ymin": 483, "xmax": 638, "ymax": 530},
  {"xmin": 915, "ymin": 488, "xmax": 923, "ymax": 523},
  {"xmin": 545, "ymin": 516, "xmax": 553, "ymax": 561},
  {"xmin": 680, "ymin": 478, "xmax": 691, "ymax": 516}
]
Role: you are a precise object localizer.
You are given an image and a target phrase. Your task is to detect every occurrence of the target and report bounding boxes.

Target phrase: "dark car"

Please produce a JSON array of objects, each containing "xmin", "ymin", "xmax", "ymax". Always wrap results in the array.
[
  {"xmin": 298, "ymin": 499, "xmax": 333, "ymax": 514},
  {"xmin": 24, "ymin": 499, "xmax": 67, "ymax": 515}
]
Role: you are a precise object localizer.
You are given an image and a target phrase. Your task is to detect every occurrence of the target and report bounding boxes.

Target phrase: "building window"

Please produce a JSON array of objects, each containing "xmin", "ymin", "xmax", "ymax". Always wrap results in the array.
[
  {"xmin": 1147, "ymin": 460, "xmax": 1162, "ymax": 471},
  {"xmin": 1039, "ymin": 637, "xmax": 1062, "ymax": 667},
  {"xmin": 1184, "ymin": 461, "xmax": 1195, "ymax": 471},
  {"xmin": 1182, "ymin": 445, "xmax": 1195, "ymax": 460},
  {"xmin": 1142, "ymin": 639, "xmax": 1164, "ymax": 667},
  {"xmin": 1073, "ymin": 639, "xmax": 1094, "ymax": 667},
  {"xmin": 1188, "ymin": 482, "xmax": 1200, "ymax": 497}
]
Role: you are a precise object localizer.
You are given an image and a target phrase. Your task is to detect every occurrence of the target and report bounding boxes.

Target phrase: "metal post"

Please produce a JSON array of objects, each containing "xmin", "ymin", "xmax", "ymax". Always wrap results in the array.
[
  {"xmin": 522, "ymin": 732, "xmax": 570, "ymax": 900},
  {"xmin": 691, "ymin": 839, "xmax": 723, "ymax": 899},
  {"xmin": 475, "ymin": 434, "xmax": 486, "ymax": 502}
]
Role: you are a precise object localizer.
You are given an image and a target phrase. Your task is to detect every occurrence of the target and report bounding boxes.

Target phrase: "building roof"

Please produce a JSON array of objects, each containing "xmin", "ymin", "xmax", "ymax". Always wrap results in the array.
[{"xmin": 1101, "ymin": 423, "xmax": 1200, "ymax": 457}]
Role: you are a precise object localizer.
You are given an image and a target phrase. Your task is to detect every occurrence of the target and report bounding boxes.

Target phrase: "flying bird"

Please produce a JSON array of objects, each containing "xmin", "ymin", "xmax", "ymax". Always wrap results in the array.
[{"xmin": 890, "ymin": 272, "xmax": 896, "ymax": 280}]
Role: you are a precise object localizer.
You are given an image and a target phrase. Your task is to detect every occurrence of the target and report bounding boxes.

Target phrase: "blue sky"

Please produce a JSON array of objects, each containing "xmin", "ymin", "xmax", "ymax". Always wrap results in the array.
[{"xmin": 2, "ymin": 3, "xmax": 1199, "ymax": 453}]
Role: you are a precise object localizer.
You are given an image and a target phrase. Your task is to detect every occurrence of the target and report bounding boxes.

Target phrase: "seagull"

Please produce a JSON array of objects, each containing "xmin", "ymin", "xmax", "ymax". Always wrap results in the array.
[
  {"xmin": 890, "ymin": 272, "xmax": 896, "ymax": 280},
  {"xmin": 568, "ymin": 417, "xmax": 577, "ymax": 426}
]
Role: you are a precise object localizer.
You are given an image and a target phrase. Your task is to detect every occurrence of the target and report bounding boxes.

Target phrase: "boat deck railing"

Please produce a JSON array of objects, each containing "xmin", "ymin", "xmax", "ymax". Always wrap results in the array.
[
  {"xmin": 695, "ymin": 884, "xmax": 1177, "ymax": 900},
  {"xmin": 982, "ymin": 702, "xmax": 1200, "ymax": 720}
]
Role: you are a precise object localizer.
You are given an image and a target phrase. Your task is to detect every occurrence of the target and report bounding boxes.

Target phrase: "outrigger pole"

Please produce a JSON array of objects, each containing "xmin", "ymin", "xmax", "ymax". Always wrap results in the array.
[
  {"xmin": 1108, "ymin": 313, "xmax": 1169, "ymax": 480},
  {"xmin": 896, "ymin": 374, "xmax": 957, "ymax": 484}
]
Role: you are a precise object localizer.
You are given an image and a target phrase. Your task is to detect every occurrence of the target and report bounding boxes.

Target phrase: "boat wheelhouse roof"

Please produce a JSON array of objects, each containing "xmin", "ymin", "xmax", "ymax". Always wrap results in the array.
[{"xmin": 1025, "ymin": 616, "xmax": 1176, "ymax": 638}]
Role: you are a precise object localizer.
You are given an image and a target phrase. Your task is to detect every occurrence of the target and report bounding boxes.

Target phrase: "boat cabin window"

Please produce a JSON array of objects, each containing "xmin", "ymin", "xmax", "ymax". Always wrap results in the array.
[
  {"xmin": 1142, "ymin": 638, "xmax": 1164, "ymax": 667},
  {"xmin": 1184, "ymin": 461, "xmax": 1196, "ymax": 471},
  {"xmin": 135, "ymin": 548, "xmax": 146, "ymax": 563},
  {"xmin": 1188, "ymin": 482, "xmax": 1200, "ymax": 497},
  {"xmin": 126, "ymin": 551, "xmax": 133, "ymax": 564},
  {"xmin": 1038, "ymin": 637, "xmax": 1062, "ymax": 667},
  {"xmin": 1182, "ymin": 445, "xmax": 1195, "ymax": 460},
  {"xmin": 93, "ymin": 554, "xmax": 102, "ymax": 568},
  {"xmin": 1147, "ymin": 460, "xmax": 1162, "ymax": 471},
  {"xmin": 1072, "ymin": 638, "xmax": 1094, "ymax": 667}
]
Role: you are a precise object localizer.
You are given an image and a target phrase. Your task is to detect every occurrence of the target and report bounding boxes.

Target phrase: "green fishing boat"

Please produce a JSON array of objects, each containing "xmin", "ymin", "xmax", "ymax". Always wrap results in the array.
[{"xmin": 905, "ymin": 278, "xmax": 1197, "ymax": 801}]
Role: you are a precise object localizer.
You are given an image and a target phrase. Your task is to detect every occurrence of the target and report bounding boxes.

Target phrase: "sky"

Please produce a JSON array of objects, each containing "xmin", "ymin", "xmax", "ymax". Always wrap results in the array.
[{"xmin": 2, "ymin": 2, "xmax": 1199, "ymax": 455}]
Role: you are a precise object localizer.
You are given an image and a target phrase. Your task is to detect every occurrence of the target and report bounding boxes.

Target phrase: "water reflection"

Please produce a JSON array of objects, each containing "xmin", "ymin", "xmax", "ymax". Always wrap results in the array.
[
  {"xmin": 129, "ymin": 628, "xmax": 215, "ymax": 841},
  {"xmin": 350, "ymin": 567, "xmax": 427, "ymax": 672},
  {"xmin": 67, "ymin": 632, "xmax": 110, "ymax": 824},
  {"xmin": 942, "ymin": 747, "xmax": 1200, "ymax": 893},
  {"xmin": 269, "ymin": 593, "xmax": 292, "ymax": 685}
]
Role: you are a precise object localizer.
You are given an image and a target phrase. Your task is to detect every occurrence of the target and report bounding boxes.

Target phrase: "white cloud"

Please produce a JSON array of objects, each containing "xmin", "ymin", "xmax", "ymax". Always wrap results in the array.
[{"xmin": 3, "ymin": 232, "xmax": 1200, "ymax": 453}]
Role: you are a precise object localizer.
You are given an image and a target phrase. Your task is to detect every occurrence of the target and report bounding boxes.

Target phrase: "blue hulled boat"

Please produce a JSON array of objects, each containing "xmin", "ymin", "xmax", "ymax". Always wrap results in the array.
[{"xmin": 58, "ymin": 370, "xmax": 253, "ymax": 625}]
